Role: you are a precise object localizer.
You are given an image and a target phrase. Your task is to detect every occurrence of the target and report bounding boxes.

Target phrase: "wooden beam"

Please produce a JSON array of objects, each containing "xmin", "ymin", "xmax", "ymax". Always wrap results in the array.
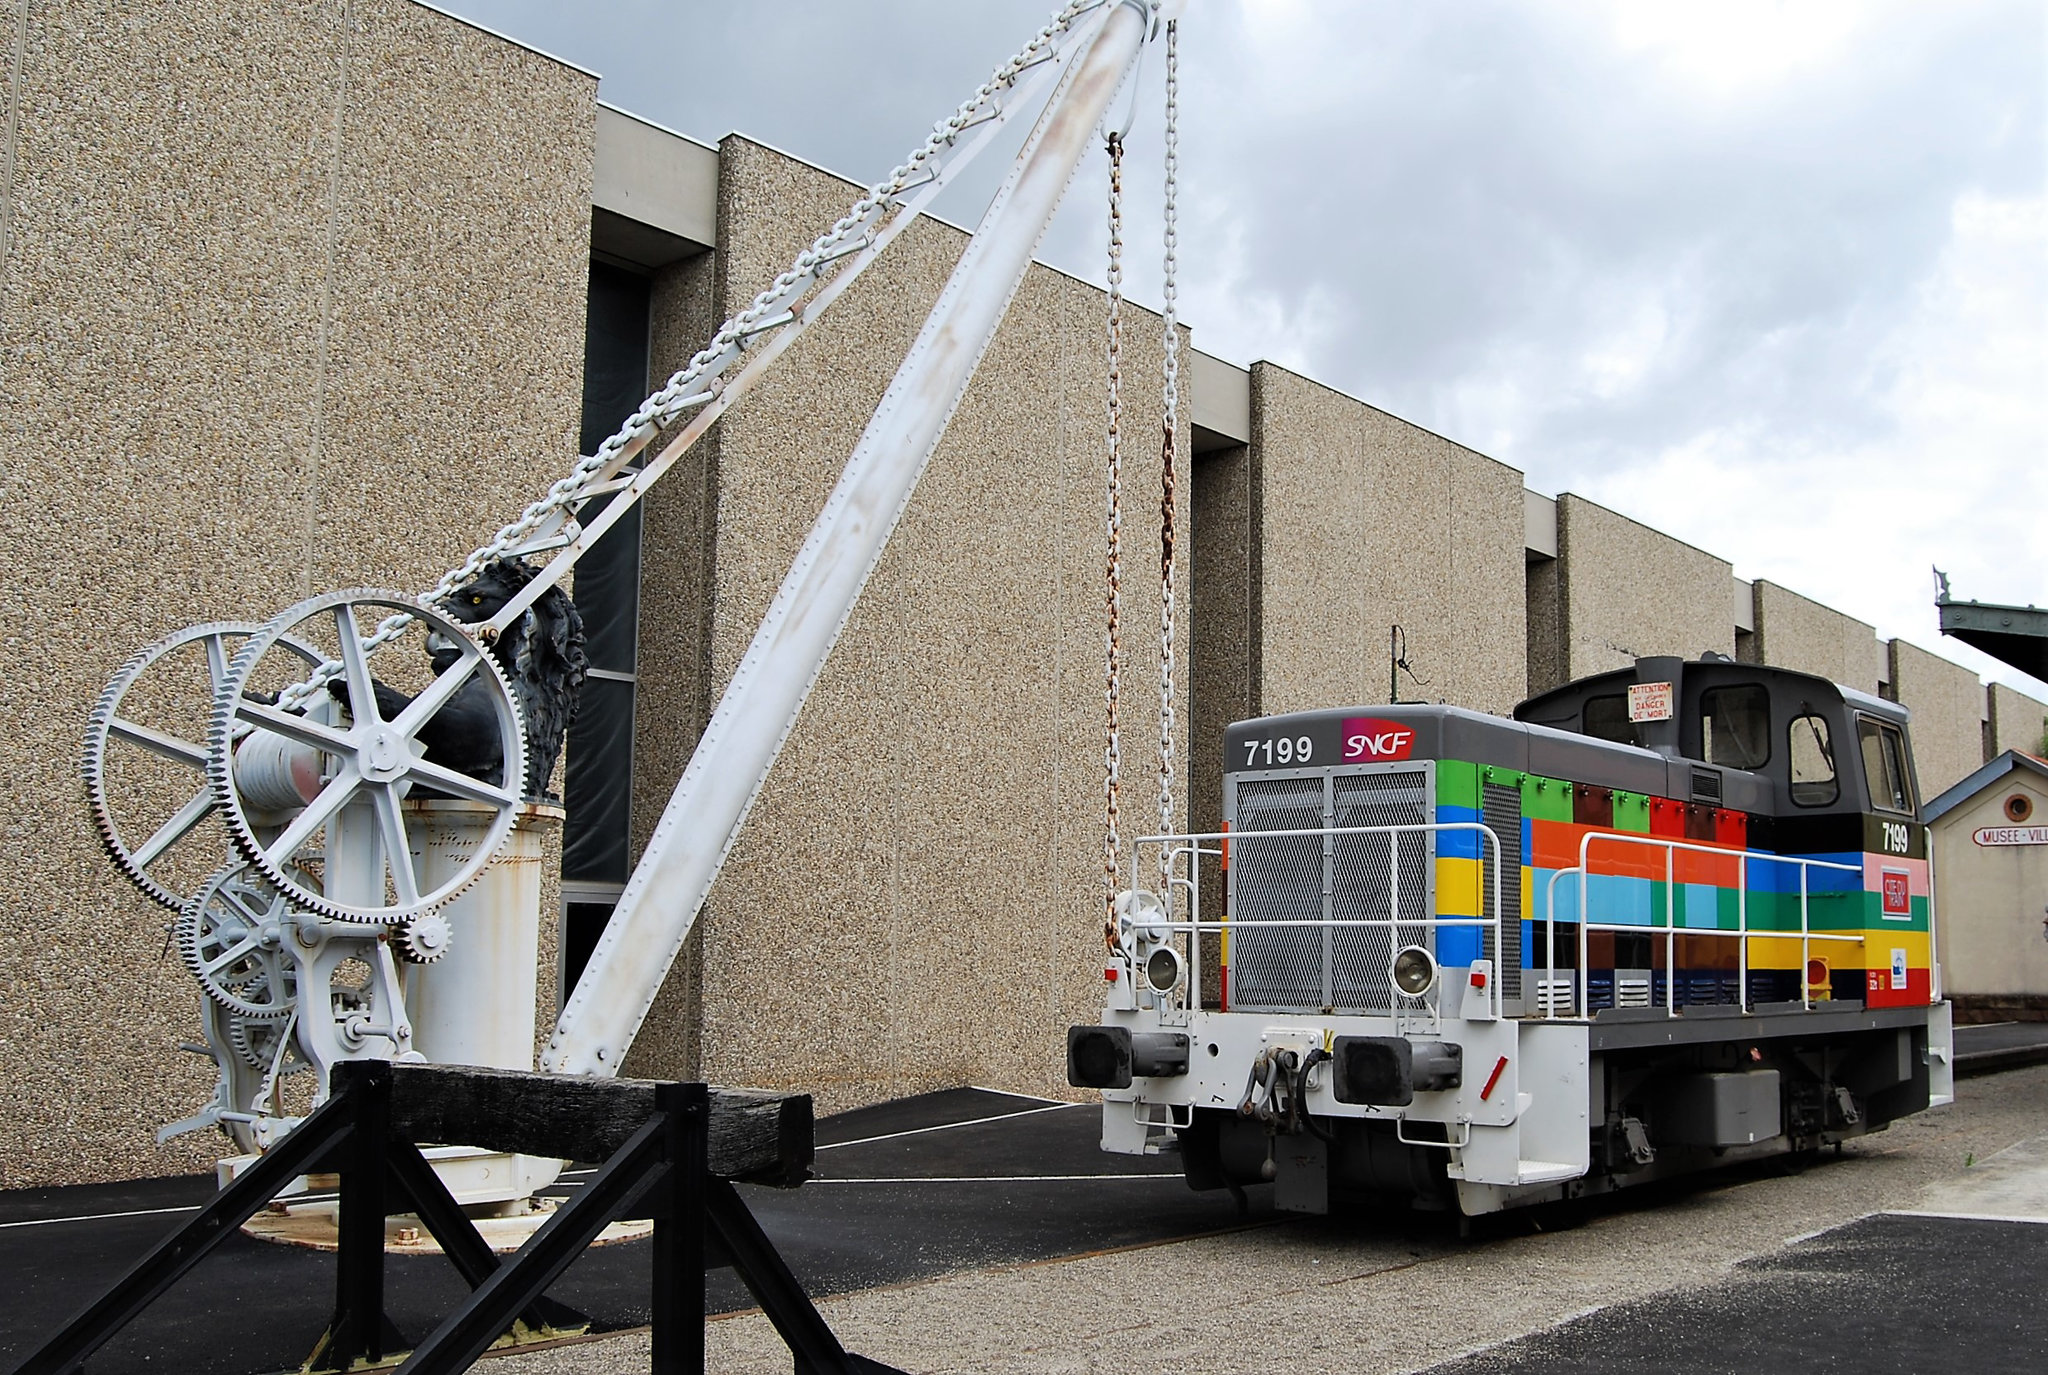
[{"xmin": 380, "ymin": 1064, "xmax": 812, "ymax": 1186}]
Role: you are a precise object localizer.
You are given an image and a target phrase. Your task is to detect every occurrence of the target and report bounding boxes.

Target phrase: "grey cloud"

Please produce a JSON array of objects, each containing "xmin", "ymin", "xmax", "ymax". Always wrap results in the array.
[{"xmin": 444, "ymin": 0, "xmax": 2042, "ymax": 514}]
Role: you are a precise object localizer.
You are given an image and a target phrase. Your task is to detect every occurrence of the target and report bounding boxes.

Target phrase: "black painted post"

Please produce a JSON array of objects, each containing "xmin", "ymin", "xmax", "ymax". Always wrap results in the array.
[
  {"xmin": 650, "ymin": 1081, "xmax": 709, "ymax": 1375},
  {"xmin": 331, "ymin": 1060, "xmax": 392, "ymax": 1364}
]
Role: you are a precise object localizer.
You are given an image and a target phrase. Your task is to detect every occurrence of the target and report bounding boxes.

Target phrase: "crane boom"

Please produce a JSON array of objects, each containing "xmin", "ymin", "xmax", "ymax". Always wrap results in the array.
[{"xmin": 544, "ymin": 0, "xmax": 1163, "ymax": 1076}]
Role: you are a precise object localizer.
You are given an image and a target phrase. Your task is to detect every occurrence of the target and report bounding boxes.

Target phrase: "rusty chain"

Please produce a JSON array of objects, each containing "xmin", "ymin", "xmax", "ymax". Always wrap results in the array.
[
  {"xmin": 1102, "ymin": 130, "xmax": 1126, "ymax": 954},
  {"xmin": 1156, "ymin": 18, "xmax": 1179, "ymax": 896}
]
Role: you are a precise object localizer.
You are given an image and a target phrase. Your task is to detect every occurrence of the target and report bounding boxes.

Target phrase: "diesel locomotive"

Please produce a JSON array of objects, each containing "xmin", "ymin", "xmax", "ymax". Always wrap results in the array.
[{"xmin": 1067, "ymin": 655, "xmax": 1956, "ymax": 1216}]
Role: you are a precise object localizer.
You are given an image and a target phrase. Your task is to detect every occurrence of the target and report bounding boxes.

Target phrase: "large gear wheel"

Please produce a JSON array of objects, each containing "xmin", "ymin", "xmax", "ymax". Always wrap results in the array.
[
  {"xmin": 207, "ymin": 589, "xmax": 526, "ymax": 925},
  {"xmin": 84, "ymin": 622, "xmax": 324, "ymax": 911},
  {"xmin": 177, "ymin": 861, "xmax": 302, "ymax": 1021}
]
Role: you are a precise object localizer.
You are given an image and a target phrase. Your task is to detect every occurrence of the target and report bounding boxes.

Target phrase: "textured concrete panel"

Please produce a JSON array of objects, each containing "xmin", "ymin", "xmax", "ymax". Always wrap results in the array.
[
  {"xmin": 1250, "ymin": 364, "xmax": 1526, "ymax": 718},
  {"xmin": 1751, "ymin": 580, "xmax": 1883, "ymax": 695},
  {"xmin": 1989, "ymin": 683, "xmax": 2048, "ymax": 759},
  {"xmin": 1888, "ymin": 639, "xmax": 1989, "ymax": 799},
  {"xmin": 624, "ymin": 139, "xmax": 1192, "ymax": 1112},
  {"xmin": 617, "ymin": 247, "xmax": 718, "ymax": 1081},
  {"xmin": 0, "ymin": 0, "xmax": 593, "ymax": 1187},
  {"xmin": 1555, "ymin": 495, "xmax": 1734, "ymax": 679}
]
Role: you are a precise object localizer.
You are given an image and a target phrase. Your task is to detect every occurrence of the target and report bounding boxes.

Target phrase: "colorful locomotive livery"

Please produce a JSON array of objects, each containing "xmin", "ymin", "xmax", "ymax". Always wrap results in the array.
[{"xmin": 1070, "ymin": 656, "xmax": 1954, "ymax": 1218}]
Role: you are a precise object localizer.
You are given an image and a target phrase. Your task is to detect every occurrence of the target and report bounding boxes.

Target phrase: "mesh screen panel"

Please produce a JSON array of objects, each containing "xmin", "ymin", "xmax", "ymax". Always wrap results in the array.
[
  {"xmin": 1229, "ymin": 767, "xmax": 1432, "ymax": 1011},
  {"xmin": 1331, "ymin": 772, "xmax": 1430, "ymax": 1009},
  {"xmin": 1230, "ymin": 778, "xmax": 1326, "ymax": 1008}
]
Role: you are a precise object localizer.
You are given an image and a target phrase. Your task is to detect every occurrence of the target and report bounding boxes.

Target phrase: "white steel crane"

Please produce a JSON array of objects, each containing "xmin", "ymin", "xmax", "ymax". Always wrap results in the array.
[{"xmin": 82, "ymin": 0, "xmax": 1179, "ymax": 1194}]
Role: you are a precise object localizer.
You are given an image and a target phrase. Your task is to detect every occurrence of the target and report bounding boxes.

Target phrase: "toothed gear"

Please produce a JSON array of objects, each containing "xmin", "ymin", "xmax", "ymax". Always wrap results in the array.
[
  {"xmin": 207, "ymin": 589, "xmax": 526, "ymax": 926},
  {"xmin": 84, "ymin": 622, "xmax": 324, "ymax": 912},
  {"xmin": 396, "ymin": 911, "xmax": 453, "ymax": 964},
  {"xmin": 177, "ymin": 861, "xmax": 301, "ymax": 1021}
]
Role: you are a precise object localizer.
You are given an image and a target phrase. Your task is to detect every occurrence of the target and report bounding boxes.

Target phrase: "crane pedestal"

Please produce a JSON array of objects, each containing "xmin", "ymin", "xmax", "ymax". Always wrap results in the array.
[{"xmin": 235, "ymin": 802, "xmax": 653, "ymax": 1252}]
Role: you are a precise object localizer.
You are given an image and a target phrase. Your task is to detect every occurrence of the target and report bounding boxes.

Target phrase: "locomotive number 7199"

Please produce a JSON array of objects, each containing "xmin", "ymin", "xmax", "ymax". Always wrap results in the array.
[{"xmin": 1244, "ymin": 735, "xmax": 1313, "ymax": 767}]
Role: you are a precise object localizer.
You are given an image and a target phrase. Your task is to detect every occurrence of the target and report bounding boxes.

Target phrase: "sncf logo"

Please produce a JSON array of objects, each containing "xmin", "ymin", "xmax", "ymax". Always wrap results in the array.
[{"xmin": 1343, "ymin": 716, "xmax": 1416, "ymax": 762}]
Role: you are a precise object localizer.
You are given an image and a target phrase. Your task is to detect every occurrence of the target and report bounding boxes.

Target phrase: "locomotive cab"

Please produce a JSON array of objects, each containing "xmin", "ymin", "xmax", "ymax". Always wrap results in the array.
[{"xmin": 1517, "ymin": 653, "xmax": 1922, "ymax": 834}]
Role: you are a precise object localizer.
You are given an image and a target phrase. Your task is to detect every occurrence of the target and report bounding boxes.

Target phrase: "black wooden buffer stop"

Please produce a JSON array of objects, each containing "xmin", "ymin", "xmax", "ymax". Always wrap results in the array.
[{"xmin": 10, "ymin": 1061, "xmax": 905, "ymax": 1375}]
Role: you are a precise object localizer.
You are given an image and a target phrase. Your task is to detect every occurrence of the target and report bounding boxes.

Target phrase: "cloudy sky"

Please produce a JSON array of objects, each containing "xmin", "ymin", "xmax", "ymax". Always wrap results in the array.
[{"xmin": 444, "ymin": 0, "xmax": 2046, "ymax": 693}]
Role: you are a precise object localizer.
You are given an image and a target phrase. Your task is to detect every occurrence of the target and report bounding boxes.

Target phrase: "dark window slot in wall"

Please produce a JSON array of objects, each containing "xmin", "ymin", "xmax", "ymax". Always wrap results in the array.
[{"xmin": 559, "ymin": 257, "xmax": 652, "ymax": 998}]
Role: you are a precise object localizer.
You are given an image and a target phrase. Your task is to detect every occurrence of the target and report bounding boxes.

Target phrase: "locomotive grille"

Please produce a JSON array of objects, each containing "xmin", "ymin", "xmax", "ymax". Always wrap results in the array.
[
  {"xmin": 1332, "ymin": 773, "xmax": 1432, "ymax": 1008},
  {"xmin": 1482, "ymin": 781, "xmax": 1524, "ymax": 999},
  {"xmin": 1229, "ymin": 767, "xmax": 1432, "ymax": 1011},
  {"xmin": 1229, "ymin": 778, "xmax": 1326, "ymax": 1009}
]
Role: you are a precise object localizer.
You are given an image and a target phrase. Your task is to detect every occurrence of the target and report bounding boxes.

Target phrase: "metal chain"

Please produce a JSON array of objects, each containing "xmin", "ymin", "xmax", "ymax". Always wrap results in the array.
[
  {"xmin": 274, "ymin": 0, "xmax": 1107, "ymax": 714},
  {"xmin": 1102, "ymin": 130, "xmax": 1126, "ymax": 954},
  {"xmin": 1156, "ymin": 18, "xmax": 1179, "ymax": 895}
]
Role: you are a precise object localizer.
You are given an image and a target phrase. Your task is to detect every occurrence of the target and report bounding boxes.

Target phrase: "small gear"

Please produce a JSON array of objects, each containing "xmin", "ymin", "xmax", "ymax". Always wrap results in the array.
[
  {"xmin": 85, "ymin": 621, "xmax": 324, "ymax": 911},
  {"xmin": 396, "ymin": 911, "xmax": 453, "ymax": 964},
  {"xmin": 178, "ymin": 861, "xmax": 301, "ymax": 1021}
]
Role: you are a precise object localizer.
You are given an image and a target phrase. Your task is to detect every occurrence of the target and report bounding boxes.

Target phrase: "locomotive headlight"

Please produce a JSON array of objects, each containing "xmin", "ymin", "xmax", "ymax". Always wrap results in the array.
[
  {"xmin": 1143, "ymin": 943, "xmax": 1183, "ymax": 994},
  {"xmin": 1392, "ymin": 945, "xmax": 1437, "ymax": 997}
]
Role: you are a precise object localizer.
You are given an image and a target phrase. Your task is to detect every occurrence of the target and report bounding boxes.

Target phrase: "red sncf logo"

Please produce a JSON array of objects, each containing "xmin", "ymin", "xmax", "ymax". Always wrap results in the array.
[{"xmin": 1343, "ymin": 717, "xmax": 1415, "ymax": 761}]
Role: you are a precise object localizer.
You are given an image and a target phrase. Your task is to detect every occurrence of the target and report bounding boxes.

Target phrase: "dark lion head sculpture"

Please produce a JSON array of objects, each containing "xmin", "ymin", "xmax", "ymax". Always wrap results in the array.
[{"xmin": 441, "ymin": 557, "xmax": 589, "ymax": 800}]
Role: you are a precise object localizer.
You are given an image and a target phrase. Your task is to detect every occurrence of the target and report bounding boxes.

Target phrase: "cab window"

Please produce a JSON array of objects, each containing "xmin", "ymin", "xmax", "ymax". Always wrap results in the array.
[
  {"xmin": 1788, "ymin": 713, "xmax": 1838, "ymax": 807},
  {"xmin": 1583, "ymin": 694, "xmax": 1639, "ymax": 747},
  {"xmin": 1857, "ymin": 715, "xmax": 1915, "ymax": 815},
  {"xmin": 1701, "ymin": 684, "xmax": 1770, "ymax": 771}
]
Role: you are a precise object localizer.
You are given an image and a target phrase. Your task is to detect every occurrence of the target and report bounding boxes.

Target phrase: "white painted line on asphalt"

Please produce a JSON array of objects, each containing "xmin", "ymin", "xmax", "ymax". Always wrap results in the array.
[
  {"xmin": 965, "ymin": 1085, "xmax": 1073, "ymax": 1105},
  {"xmin": 0, "ymin": 1204, "xmax": 201, "ymax": 1230},
  {"xmin": 1883, "ymin": 1208, "xmax": 2048, "ymax": 1225},
  {"xmin": 817, "ymin": 1101, "xmax": 1087, "ymax": 1151},
  {"xmin": 808, "ymin": 1173, "xmax": 1181, "ymax": 1184}
]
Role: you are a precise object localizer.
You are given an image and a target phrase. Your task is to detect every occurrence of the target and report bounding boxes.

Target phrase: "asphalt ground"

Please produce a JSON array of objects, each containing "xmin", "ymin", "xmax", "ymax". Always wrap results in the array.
[
  {"xmin": 0, "ymin": 1088, "xmax": 1250, "ymax": 1374},
  {"xmin": 3, "ymin": 1022, "xmax": 2044, "ymax": 1374},
  {"xmin": 506, "ymin": 1052, "xmax": 2048, "ymax": 1375},
  {"xmin": 1423, "ymin": 1214, "xmax": 2046, "ymax": 1375}
]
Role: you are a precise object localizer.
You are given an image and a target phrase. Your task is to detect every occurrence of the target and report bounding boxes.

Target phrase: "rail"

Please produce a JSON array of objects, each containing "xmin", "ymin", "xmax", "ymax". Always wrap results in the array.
[
  {"xmin": 1537, "ymin": 833, "xmax": 1867, "ymax": 1020},
  {"xmin": 1129, "ymin": 821, "xmax": 1505, "ymax": 1021}
]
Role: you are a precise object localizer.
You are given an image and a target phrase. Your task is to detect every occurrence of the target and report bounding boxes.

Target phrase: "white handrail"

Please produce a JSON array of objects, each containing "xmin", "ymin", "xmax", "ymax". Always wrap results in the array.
[
  {"xmin": 1131, "ymin": 821, "xmax": 1504, "ymax": 1019},
  {"xmin": 1552, "ymin": 831, "xmax": 1865, "ymax": 1020}
]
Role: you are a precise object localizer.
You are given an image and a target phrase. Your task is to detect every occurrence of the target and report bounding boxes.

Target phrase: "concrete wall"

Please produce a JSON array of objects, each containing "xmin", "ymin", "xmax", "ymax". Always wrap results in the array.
[
  {"xmin": 1751, "ymin": 580, "xmax": 1883, "ymax": 696},
  {"xmin": 620, "ymin": 138, "xmax": 1191, "ymax": 1110},
  {"xmin": 1988, "ymin": 683, "xmax": 2048, "ymax": 760},
  {"xmin": 1888, "ymin": 640, "xmax": 1990, "ymax": 799},
  {"xmin": 1548, "ymin": 494, "xmax": 1734, "ymax": 685},
  {"xmin": 1248, "ymin": 364, "xmax": 1526, "ymax": 718},
  {"xmin": 1932, "ymin": 769, "xmax": 2048, "ymax": 1015},
  {"xmin": 0, "ymin": 1, "xmax": 595, "ymax": 1188}
]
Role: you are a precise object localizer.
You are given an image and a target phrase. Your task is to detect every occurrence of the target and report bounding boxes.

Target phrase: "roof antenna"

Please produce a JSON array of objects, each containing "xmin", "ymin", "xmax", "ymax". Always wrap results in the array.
[{"xmin": 1391, "ymin": 625, "xmax": 1429, "ymax": 704}]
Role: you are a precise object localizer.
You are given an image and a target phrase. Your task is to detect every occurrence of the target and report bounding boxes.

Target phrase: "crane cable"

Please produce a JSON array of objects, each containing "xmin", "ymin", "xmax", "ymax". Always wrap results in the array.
[{"xmin": 1101, "ymin": 128, "xmax": 1126, "ymax": 955}]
